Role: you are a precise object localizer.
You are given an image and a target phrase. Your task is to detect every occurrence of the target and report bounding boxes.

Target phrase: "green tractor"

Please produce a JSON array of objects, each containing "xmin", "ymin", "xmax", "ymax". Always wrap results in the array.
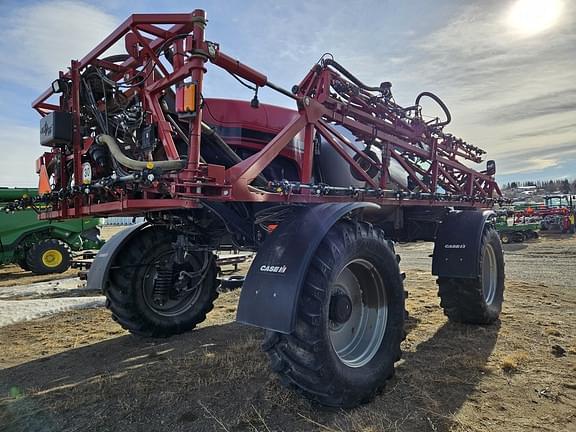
[{"xmin": 0, "ymin": 187, "xmax": 104, "ymax": 274}]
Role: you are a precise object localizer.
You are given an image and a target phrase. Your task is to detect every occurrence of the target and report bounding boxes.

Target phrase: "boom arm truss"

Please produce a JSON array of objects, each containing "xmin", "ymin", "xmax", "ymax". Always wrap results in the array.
[{"xmin": 32, "ymin": 9, "xmax": 503, "ymax": 218}]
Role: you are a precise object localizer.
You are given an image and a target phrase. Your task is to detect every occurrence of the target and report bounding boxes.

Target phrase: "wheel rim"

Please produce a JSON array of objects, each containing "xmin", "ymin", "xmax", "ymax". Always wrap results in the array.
[
  {"xmin": 482, "ymin": 243, "xmax": 498, "ymax": 305},
  {"xmin": 329, "ymin": 259, "xmax": 388, "ymax": 368},
  {"xmin": 41, "ymin": 249, "xmax": 63, "ymax": 268},
  {"xmin": 141, "ymin": 252, "xmax": 206, "ymax": 317}
]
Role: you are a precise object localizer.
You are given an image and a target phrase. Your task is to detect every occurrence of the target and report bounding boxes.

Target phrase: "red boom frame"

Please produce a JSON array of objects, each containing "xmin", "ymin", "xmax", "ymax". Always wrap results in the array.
[{"xmin": 32, "ymin": 9, "xmax": 503, "ymax": 219}]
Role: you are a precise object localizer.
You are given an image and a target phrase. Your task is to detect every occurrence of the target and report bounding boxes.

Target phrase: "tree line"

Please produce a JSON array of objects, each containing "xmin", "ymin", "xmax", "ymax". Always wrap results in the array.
[{"xmin": 501, "ymin": 179, "xmax": 576, "ymax": 194}]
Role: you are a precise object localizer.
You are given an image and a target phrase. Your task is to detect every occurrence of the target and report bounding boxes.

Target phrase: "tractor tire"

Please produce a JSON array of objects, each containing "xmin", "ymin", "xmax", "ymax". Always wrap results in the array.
[
  {"xmin": 105, "ymin": 227, "xmax": 219, "ymax": 338},
  {"xmin": 25, "ymin": 239, "xmax": 72, "ymax": 275},
  {"xmin": 262, "ymin": 220, "xmax": 405, "ymax": 408},
  {"xmin": 17, "ymin": 257, "xmax": 30, "ymax": 271},
  {"xmin": 438, "ymin": 226, "xmax": 504, "ymax": 324}
]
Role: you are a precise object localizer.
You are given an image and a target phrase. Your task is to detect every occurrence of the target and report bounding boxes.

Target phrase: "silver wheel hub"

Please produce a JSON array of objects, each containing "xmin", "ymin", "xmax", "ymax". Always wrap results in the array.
[
  {"xmin": 482, "ymin": 243, "xmax": 498, "ymax": 305},
  {"xmin": 329, "ymin": 259, "xmax": 388, "ymax": 368}
]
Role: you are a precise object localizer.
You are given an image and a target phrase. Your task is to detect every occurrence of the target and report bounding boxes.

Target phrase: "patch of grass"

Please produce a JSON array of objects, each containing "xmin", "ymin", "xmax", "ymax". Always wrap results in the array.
[
  {"xmin": 544, "ymin": 327, "xmax": 561, "ymax": 336},
  {"xmin": 500, "ymin": 351, "xmax": 529, "ymax": 372}
]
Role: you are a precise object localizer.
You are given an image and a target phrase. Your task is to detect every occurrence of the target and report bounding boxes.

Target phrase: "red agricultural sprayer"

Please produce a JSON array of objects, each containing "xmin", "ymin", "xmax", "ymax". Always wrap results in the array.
[{"xmin": 31, "ymin": 10, "xmax": 505, "ymax": 407}]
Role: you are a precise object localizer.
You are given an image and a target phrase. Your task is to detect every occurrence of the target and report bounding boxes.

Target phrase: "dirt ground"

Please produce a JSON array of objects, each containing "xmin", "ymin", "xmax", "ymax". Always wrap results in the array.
[{"xmin": 1, "ymin": 234, "xmax": 575, "ymax": 432}]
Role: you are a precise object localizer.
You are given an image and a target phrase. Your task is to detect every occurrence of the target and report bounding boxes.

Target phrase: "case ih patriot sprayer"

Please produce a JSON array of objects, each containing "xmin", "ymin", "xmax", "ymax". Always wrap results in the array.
[{"xmin": 32, "ymin": 10, "xmax": 505, "ymax": 407}]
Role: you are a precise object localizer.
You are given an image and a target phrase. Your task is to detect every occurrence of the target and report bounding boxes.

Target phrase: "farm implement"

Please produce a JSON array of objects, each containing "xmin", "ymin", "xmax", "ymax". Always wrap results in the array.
[
  {"xmin": 31, "ymin": 10, "xmax": 505, "ymax": 407},
  {"xmin": 0, "ymin": 187, "xmax": 104, "ymax": 274},
  {"xmin": 539, "ymin": 195, "xmax": 575, "ymax": 233},
  {"xmin": 495, "ymin": 217, "xmax": 539, "ymax": 244}
]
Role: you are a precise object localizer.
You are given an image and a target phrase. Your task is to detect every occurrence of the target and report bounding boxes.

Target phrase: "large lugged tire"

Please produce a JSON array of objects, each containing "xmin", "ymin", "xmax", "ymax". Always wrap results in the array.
[
  {"xmin": 438, "ymin": 226, "xmax": 504, "ymax": 324},
  {"xmin": 105, "ymin": 227, "xmax": 219, "ymax": 338},
  {"xmin": 263, "ymin": 220, "xmax": 405, "ymax": 408},
  {"xmin": 26, "ymin": 239, "xmax": 72, "ymax": 274},
  {"xmin": 17, "ymin": 256, "xmax": 31, "ymax": 271}
]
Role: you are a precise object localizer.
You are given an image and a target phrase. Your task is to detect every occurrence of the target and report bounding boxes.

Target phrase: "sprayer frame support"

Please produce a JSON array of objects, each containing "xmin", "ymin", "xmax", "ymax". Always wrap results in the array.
[{"xmin": 32, "ymin": 9, "xmax": 501, "ymax": 219}]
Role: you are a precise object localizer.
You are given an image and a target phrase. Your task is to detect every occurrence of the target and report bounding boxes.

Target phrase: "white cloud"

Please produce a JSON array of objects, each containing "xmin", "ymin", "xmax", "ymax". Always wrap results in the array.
[
  {"xmin": 241, "ymin": 1, "xmax": 575, "ymax": 182},
  {"xmin": 398, "ymin": 2, "xmax": 576, "ymax": 181},
  {"xmin": 498, "ymin": 157, "xmax": 559, "ymax": 175},
  {"xmin": 0, "ymin": 122, "xmax": 40, "ymax": 187},
  {"xmin": 0, "ymin": 1, "xmax": 119, "ymax": 91},
  {"xmin": 494, "ymin": 140, "xmax": 576, "ymax": 175}
]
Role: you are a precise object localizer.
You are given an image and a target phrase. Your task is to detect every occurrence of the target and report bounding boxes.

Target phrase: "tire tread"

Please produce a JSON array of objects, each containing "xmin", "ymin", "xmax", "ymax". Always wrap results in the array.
[
  {"xmin": 263, "ymin": 220, "xmax": 404, "ymax": 408},
  {"xmin": 437, "ymin": 226, "xmax": 505, "ymax": 325},
  {"xmin": 104, "ymin": 226, "xmax": 218, "ymax": 338}
]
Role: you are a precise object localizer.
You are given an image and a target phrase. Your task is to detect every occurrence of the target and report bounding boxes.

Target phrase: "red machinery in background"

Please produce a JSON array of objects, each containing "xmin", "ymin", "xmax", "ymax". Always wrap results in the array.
[
  {"xmin": 517, "ymin": 195, "xmax": 576, "ymax": 233},
  {"xmin": 31, "ymin": 10, "xmax": 506, "ymax": 408}
]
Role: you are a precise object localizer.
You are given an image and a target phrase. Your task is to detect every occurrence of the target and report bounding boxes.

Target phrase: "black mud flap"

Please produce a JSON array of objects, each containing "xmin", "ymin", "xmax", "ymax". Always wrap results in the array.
[
  {"xmin": 86, "ymin": 222, "xmax": 148, "ymax": 291},
  {"xmin": 432, "ymin": 209, "xmax": 495, "ymax": 279},
  {"xmin": 236, "ymin": 202, "xmax": 379, "ymax": 334}
]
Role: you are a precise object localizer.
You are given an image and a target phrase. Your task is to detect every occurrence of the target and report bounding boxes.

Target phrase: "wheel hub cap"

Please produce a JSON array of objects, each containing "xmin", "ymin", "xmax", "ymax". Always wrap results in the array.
[
  {"xmin": 329, "ymin": 294, "xmax": 353, "ymax": 324},
  {"xmin": 329, "ymin": 259, "xmax": 388, "ymax": 368},
  {"xmin": 42, "ymin": 250, "xmax": 63, "ymax": 268}
]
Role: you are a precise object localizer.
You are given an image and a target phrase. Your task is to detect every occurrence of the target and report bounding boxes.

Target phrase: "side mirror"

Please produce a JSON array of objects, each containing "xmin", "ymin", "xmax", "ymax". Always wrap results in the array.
[{"xmin": 486, "ymin": 160, "xmax": 496, "ymax": 176}]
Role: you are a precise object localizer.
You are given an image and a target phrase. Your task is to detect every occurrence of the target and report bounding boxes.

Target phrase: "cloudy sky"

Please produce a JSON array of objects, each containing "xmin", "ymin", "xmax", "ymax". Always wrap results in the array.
[{"xmin": 0, "ymin": 0, "xmax": 574, "ymax": 187}]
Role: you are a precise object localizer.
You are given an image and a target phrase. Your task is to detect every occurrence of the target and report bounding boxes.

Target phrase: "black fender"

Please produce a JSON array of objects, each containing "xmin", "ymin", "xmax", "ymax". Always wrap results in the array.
[
  {"xmin": 236, "ymin": 202, "xmax": 379, "ymax": 334},
  {"xmin": 432, "ymin": 209, "xmax": 496, "ymax": 279},
  {"xmin": 86, "ymin": 222, "xmax": 148, "ymax": 291}
]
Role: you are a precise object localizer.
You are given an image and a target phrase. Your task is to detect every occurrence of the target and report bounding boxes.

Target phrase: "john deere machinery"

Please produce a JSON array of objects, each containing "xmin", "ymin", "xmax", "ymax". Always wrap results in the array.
[
  {"xmin": 0, "ymin": 187, "xmax": 104, "ymax": 274},
  {"xmin": 495, "ymin": 213, "xmax": 539, "ymax": 243}
]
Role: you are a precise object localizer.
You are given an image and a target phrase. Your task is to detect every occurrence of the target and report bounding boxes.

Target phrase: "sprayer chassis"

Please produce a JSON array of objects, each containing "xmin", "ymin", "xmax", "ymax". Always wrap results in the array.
[{"xmin": 32, "ymin": 10, "xmax": 506, "ymax": 408}]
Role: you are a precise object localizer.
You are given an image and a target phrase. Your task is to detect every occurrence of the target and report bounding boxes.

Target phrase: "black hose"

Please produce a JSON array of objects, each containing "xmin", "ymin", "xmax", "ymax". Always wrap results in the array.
[
  {"xmin": 322, "ymin": 59, "xmax": 383, "ymax": 92},
  {"xmin": 265, "ymin": 81, "xmax": 298, "ymax": 100},
  {"xmin": 415, "ymin": 91, "xmax": 452, "ymax": 127}
]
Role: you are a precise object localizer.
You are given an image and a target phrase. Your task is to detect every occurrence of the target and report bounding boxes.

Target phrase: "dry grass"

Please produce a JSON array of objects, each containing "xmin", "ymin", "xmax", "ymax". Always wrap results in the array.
[
  {"xmin": 544, "ymin": 327, "xmax": 562, "ymax": 336},
  {"xmin": 2, "ymin": 236, "xmax": 576, "ymax": 431},
  {"xmin": 500, "ymin": 351, "xmax": 530, "ymax": 372},
  {"xmin": 2, "ymin": 277, "xmax": 575, "ymax": 431}
]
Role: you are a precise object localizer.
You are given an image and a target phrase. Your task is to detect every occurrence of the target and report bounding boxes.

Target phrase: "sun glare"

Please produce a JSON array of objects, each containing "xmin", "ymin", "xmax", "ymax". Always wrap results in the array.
[{"xmin": 507, "ymin": 0, "xmax": 563, "ymax": 36}]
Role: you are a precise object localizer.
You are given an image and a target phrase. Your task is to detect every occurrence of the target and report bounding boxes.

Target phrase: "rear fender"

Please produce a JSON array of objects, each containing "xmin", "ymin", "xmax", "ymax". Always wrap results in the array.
[
  {"xmin": 432, "ymin": 209, "xmax": 495, "ymax": 279},
  {"xmin": 86, "ymin": 222, "xmax": 148, "ymax": 291},
  {"xmin": 236, "ymin": 202, "xmax": 379, "ymax": 334}
]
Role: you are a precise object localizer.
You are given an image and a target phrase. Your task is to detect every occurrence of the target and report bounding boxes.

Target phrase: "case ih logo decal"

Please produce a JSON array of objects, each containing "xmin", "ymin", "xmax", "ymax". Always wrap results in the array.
[
  {"xmin": 260, "ymin": 265, "xmax": 287, "ymax": 274},
  {"xmin": 444, "ymin": 244, "xmax": 466, "ymax": 249}
]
